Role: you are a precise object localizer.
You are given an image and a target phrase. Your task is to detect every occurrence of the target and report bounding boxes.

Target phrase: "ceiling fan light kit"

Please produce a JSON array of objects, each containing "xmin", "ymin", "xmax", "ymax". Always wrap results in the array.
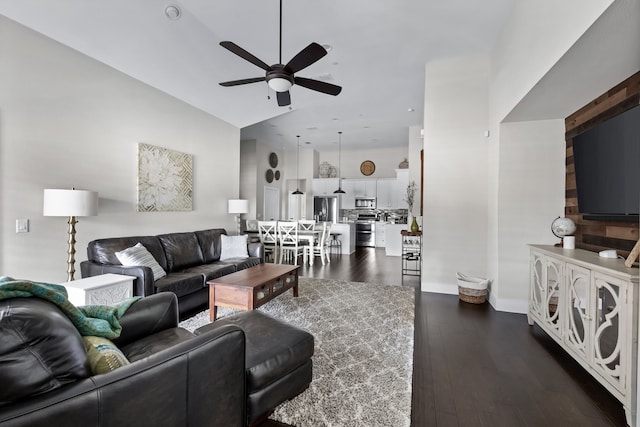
[{"xmin": 219, "ymin": 0, "xmax": 342, "ymax": 107}]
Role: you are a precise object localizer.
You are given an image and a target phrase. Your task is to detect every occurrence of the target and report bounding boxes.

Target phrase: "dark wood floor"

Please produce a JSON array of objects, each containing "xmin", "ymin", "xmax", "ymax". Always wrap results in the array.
[{"xmin": 297, "ymin": 247, "xmax": 627, "ymax": 427}]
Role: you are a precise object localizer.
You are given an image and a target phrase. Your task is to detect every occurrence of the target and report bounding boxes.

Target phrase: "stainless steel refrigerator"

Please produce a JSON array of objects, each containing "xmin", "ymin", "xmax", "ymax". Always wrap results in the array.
[{"xmin": 313, "ymin": 196, "xmax": 339, "ymax": 223}]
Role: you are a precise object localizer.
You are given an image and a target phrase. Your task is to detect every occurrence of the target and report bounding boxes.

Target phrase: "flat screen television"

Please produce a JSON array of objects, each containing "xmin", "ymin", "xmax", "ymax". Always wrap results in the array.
[{"xmin": 572, "ymin": 105, "xmax": 639, "ymax": 222}]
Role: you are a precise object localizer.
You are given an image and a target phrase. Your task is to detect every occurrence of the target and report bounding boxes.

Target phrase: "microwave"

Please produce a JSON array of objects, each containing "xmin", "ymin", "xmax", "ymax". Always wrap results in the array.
[{"xmin": 355, "ymin": 197, "xmax": 376, "ymax": 209}]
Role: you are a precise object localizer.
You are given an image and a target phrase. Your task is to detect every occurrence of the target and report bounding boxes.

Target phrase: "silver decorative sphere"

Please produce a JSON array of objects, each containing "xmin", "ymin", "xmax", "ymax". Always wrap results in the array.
[{"xmin": 551, "ymin": 216, "xmax": 576, "ymax": 238}]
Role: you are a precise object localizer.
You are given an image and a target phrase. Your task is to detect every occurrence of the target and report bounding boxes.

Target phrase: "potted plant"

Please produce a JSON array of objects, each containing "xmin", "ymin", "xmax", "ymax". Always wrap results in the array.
[{"xmin": 404, "ymin": 181, "xmax": 419, "ymax": 232}]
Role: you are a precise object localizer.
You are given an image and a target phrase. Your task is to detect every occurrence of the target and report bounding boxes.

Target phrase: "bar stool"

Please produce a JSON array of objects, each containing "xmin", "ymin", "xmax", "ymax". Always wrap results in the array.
[{"xmin": 329, "ymin": 232, "xmax": 342, "ymax": 255}]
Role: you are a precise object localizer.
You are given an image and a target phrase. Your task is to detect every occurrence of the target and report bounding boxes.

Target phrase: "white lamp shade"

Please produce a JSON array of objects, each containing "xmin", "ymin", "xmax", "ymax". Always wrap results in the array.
[
  {"xmin": 228, "ymin": 199, "xmax": 249, "ymax": 214},
  {"xmin": 43, "ymin": 189, "xmax": 99, "ymax": 217}
]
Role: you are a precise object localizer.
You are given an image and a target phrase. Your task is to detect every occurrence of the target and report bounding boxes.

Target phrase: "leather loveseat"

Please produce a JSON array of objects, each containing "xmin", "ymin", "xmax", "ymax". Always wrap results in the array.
[
  {"xmin": 0, "ymin": 292, "xmax": 314, "ymax": 426},
  {"xmin": 80, "ymin": 228, "xmax": 264, "ymax": 317}
]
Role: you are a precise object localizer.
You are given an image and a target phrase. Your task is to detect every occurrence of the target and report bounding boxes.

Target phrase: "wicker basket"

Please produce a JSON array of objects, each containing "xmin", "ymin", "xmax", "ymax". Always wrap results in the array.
[{"xmin": 456, "ymin": 272, "xmax": 490, "ymax": 304}]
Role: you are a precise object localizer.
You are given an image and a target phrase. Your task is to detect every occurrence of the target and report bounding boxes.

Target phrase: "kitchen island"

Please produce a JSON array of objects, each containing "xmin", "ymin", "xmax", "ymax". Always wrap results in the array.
[
  {"xmin": 331, "ymin": 222, "xmax": 356, "ymax": 255},
  {"xmin": 385, "ymin": 223, "xmax": 410, "ymax": 256}
]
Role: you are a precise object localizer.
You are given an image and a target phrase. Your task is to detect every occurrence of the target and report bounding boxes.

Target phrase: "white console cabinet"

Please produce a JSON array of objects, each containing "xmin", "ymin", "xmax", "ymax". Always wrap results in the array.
[{"xmin": 528, "ymin": 245, "xmax": 639, "ymax": 426}]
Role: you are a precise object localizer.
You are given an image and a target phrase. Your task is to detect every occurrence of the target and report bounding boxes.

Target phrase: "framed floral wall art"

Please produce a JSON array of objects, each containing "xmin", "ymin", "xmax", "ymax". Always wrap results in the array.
[{"xmin": 137, "ymin": 143, "xmax": 193, "ymax": 212}]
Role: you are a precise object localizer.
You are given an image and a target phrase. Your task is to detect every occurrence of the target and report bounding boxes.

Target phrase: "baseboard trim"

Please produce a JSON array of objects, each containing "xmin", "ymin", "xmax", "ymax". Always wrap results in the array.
[
  {"xmin": 492, "ymin": 297, "xmax": 528, "ymax": 314},
  {"xmin": 420, "ymin": 281, "xmax": 528, "ymax": 314},
  {"xmin": 420, "ymin": 282, "xmax": 458, "ymax": 295}
]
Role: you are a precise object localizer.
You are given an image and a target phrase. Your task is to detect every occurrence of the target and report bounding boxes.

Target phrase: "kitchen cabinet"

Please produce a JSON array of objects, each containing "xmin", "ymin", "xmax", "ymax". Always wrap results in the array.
[
  {"xmin": 312, "ymin": 178, "xmax": 339, "ymax": 196},
  {"xmin": 528, "ymin": 245, "xmax": 639, "ymax": 426},
  {"xmin": 340, "ymin": 180, "xmax": 356, "ymax": 209},
  {"xmin": 376, "ymin": 179, "xmax": 394, "ymax": 209},
  {"xmin": 349, "ymin": 179, "xmax": 377, "ymax": 198}
]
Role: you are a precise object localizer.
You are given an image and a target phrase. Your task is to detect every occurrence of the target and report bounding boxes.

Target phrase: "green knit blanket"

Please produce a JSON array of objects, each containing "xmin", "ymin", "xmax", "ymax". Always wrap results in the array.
[{"xmin": 0, "ymin": 276, "xmax": 141, "ymax": 339}]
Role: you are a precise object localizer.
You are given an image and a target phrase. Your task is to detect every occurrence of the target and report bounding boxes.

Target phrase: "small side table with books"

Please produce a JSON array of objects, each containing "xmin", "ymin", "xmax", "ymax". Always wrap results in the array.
[
  {"xmin": 63, "ymin": 273, "xmax": 136, "ymax": 306},
  {"xmin": 401, "ymin": 230, "xmax": 422, "ymax": 278}
]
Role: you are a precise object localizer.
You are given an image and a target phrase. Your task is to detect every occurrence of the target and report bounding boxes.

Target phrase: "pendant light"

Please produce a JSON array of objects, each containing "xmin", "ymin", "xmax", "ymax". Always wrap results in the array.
[
  {"xmin": 334, "ymin": 131, "xmax": 345, "ymax": 194},
  {"xmin": 292, "ymin": 135, "xmax": 303, "ymax": 195}
]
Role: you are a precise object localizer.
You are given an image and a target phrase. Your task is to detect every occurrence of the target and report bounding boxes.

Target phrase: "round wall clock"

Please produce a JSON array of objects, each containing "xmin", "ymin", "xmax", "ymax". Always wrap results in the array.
[
  {"xmin": 360, "ymin": 160, "xmax": 376, "ymax": 176},
  {"xmin": 269, "ymin": 152, "xmax": 278, "ymax": 168},
  {"xmin": 266, "ymin": 169, "xmax": 274, "ymax": 183}
]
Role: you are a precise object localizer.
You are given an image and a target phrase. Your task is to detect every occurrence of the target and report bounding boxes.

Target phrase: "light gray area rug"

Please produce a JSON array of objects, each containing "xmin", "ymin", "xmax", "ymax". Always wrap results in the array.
[{"xmin": 180, "ymin": 277, "xmax": 415, "ymax": 427}]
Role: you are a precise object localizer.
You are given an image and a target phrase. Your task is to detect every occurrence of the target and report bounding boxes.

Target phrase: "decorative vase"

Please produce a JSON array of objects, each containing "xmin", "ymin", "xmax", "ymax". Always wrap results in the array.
[
  {"xmin": 319, "ymin": 161, "xmax": 332, "ymax": 178},
  {"xmin": 410, "ymin": 216, "xmax": 419, "ymax": 232}
]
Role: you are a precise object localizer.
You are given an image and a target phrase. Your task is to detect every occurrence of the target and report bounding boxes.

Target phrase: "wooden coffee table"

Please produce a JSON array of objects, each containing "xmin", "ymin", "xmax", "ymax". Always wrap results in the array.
[{"xmin": 207, "ymin": 264, "xmax": 300, "ymax": 322}]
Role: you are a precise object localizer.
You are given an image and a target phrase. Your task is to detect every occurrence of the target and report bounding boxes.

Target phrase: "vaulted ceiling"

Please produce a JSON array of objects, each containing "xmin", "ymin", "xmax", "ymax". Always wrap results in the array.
[{"xmin": 1, "ymin": 0, "xmax": 517, "ymax": 150}]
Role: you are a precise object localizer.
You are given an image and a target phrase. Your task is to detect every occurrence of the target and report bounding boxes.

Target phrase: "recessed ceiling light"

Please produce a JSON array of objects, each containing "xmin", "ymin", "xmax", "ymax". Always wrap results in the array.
[
  {"xmin": 332, "ymin": 118, "xmax": 339, "ymax": 121},
  {"xmin": 305, "ymin": 141, "xmax": 311, "ymax": 145},
  {"xmin": 307, "ymin": 126, "xmax": 318, "ymax": 130},
  {"xmin": 165, "ymin": 5, "xmax": 182, "ymax": 20}
]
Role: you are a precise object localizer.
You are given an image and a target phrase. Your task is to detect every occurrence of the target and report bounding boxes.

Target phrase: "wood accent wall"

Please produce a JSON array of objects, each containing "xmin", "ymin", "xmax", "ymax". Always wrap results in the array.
[{"xmin": 564, "ymin": 71, "xmax": 640, "ymax": 257}]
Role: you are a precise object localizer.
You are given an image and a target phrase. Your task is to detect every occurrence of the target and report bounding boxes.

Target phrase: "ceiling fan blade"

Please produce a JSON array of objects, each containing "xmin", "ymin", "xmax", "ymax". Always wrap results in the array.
[
  {"xmin": 219, "ymin": 77, "xmax": 266, "ymax": 87},
  {"xmin": 294, "ymin": 77, "xmax": 342, "ymax": 96},
  {"xmin": 220, "ymin": 41, "xmax": 271, "ymax": 72},
  {"xmin": 277, "ymin": 91, "xmax": 291, "ymax": 107},
  {"xmin": 284, "ymin": 42, "xmax": 327, "ymax": 73}
]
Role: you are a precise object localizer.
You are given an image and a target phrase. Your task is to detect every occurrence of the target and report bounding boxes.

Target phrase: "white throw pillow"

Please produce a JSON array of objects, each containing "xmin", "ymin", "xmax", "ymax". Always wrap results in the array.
[
  {"xmin": 115, "ymin": 242, "xmax": 167, "ymax": 281},
  {"xmin": 220, "ymin": 234, "xmax": 249, "ymax": 260}
]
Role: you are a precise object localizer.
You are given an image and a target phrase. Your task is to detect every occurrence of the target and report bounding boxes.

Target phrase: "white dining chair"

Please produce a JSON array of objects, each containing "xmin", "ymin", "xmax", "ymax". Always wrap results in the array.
[
  {"xmin": 277, "ymin": 221, "xmax": 306, "ymax": 265},
  {"xmin": 258, "ymin": 220, "xmax": 278, "ymax": 263},
  {"xmin": 297, "ymin": 219, "xmax": 316, "ymax": 232},
  {"xmin": 308, "ymin": 222, "xmax": 332, "ymax": 266}
]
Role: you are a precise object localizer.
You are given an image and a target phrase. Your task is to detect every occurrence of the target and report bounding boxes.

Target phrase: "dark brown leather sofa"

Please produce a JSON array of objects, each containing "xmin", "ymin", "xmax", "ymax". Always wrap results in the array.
[
  {"xmin": 80, "ymin": 228, "xmax": 264, "ymax": 317},
  {"xmin": 0, "ymin": 292, "xmax": 314, "ymax": 426}
]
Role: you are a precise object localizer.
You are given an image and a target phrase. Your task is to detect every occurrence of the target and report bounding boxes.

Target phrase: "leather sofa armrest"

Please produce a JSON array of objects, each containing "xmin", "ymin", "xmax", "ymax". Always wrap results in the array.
[
  {"xmin": 80, "ymin": 261, "xmax": 155, "ymax": 296},
  {"xmin": 0, "ymin": 325, "xmax": 247, "ymax": 427},
  {"xmin": 95, "ymin": 324, "xmax": 247, "ymax": 426},
  {"xmin": 112, "ymin": 293, "xmax": 179, "ymax": 348},
  {"xmin": 248, "ymin": 242, "xmax": 264, "ymax": 262}
]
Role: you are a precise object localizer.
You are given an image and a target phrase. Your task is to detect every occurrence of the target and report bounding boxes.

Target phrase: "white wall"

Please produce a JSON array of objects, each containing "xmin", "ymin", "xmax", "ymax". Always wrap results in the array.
[
  {"xmin": 422, "ymin": 55, "xmax": 490, "ymax": 294},
  {"xmin": 483, "ymin": 0, "xmax": 617, "ymax": 312},
  {"xmin": 408, "ymin": 125, "xmax": 423, "ymax": 218},
  {"xmin": 490, "ymin": 0, "xmax": 614, "ymax": 122},
  {"xmin": 493, "ymin": 120, "xmax": 566, "ymax": 312},
  {"xmin": 318, "ymin": 146, "xmax": 409, "ymax": 179},
  {"xmin": 0, "ymin": 16, "xmax": 240, "ymax": 282},
  {"xmin": 240, "ymin": 139, "xmax": 287, "ymax": 221}
]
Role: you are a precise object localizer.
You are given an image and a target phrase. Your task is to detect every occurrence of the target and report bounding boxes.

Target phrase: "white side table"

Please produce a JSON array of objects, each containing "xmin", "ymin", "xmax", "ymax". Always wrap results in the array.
[{"xmin": 63, "ymin": 274, "xmax": 136, "ymax": 306}]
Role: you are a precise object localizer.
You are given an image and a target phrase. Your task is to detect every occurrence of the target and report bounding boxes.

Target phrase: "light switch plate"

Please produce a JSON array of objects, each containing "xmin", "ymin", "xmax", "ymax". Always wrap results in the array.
[{"xmin": 16, "ymin": 219, "xmax": 29, "ymax": 233}]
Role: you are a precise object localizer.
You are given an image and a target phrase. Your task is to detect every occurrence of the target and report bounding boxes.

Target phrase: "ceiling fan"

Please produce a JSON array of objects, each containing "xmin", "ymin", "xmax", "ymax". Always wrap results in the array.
[{"xmin": 218, "ymin": 0, "xmax": 342, "ymax": 107}]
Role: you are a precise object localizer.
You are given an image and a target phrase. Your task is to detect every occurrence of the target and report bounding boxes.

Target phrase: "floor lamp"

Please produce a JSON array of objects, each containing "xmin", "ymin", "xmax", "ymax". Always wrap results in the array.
[
  {"xmin": 228, "ymin": 199, "xmax": 249, "ymax": 236},
  {"xmin": 43, "ymin": 188, "xmax": 98, "ymax": 282}
]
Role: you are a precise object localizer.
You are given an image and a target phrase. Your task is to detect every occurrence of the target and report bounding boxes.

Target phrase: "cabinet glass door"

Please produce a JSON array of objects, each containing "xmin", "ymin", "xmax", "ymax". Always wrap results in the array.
[
  {"xmin": 543, "ymin": 258, "xmax": 563, "ymax": 339},
  {"xmin": 565, "ymin": 264, "xmax": 590, "ymax": 359},
  {"xmin": 530, "ymin": 253, "xmax": 545, "ymax": 318},
  {"xmin": 592, "ymin": 273, "xmax": 624, "ymax": 392}
]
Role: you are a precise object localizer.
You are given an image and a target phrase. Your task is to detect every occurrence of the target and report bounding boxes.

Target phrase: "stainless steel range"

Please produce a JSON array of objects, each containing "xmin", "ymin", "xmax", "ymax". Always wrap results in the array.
[{"xmin": 355, "ymin": 212, "xmax": 377, "ymax": 247}]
